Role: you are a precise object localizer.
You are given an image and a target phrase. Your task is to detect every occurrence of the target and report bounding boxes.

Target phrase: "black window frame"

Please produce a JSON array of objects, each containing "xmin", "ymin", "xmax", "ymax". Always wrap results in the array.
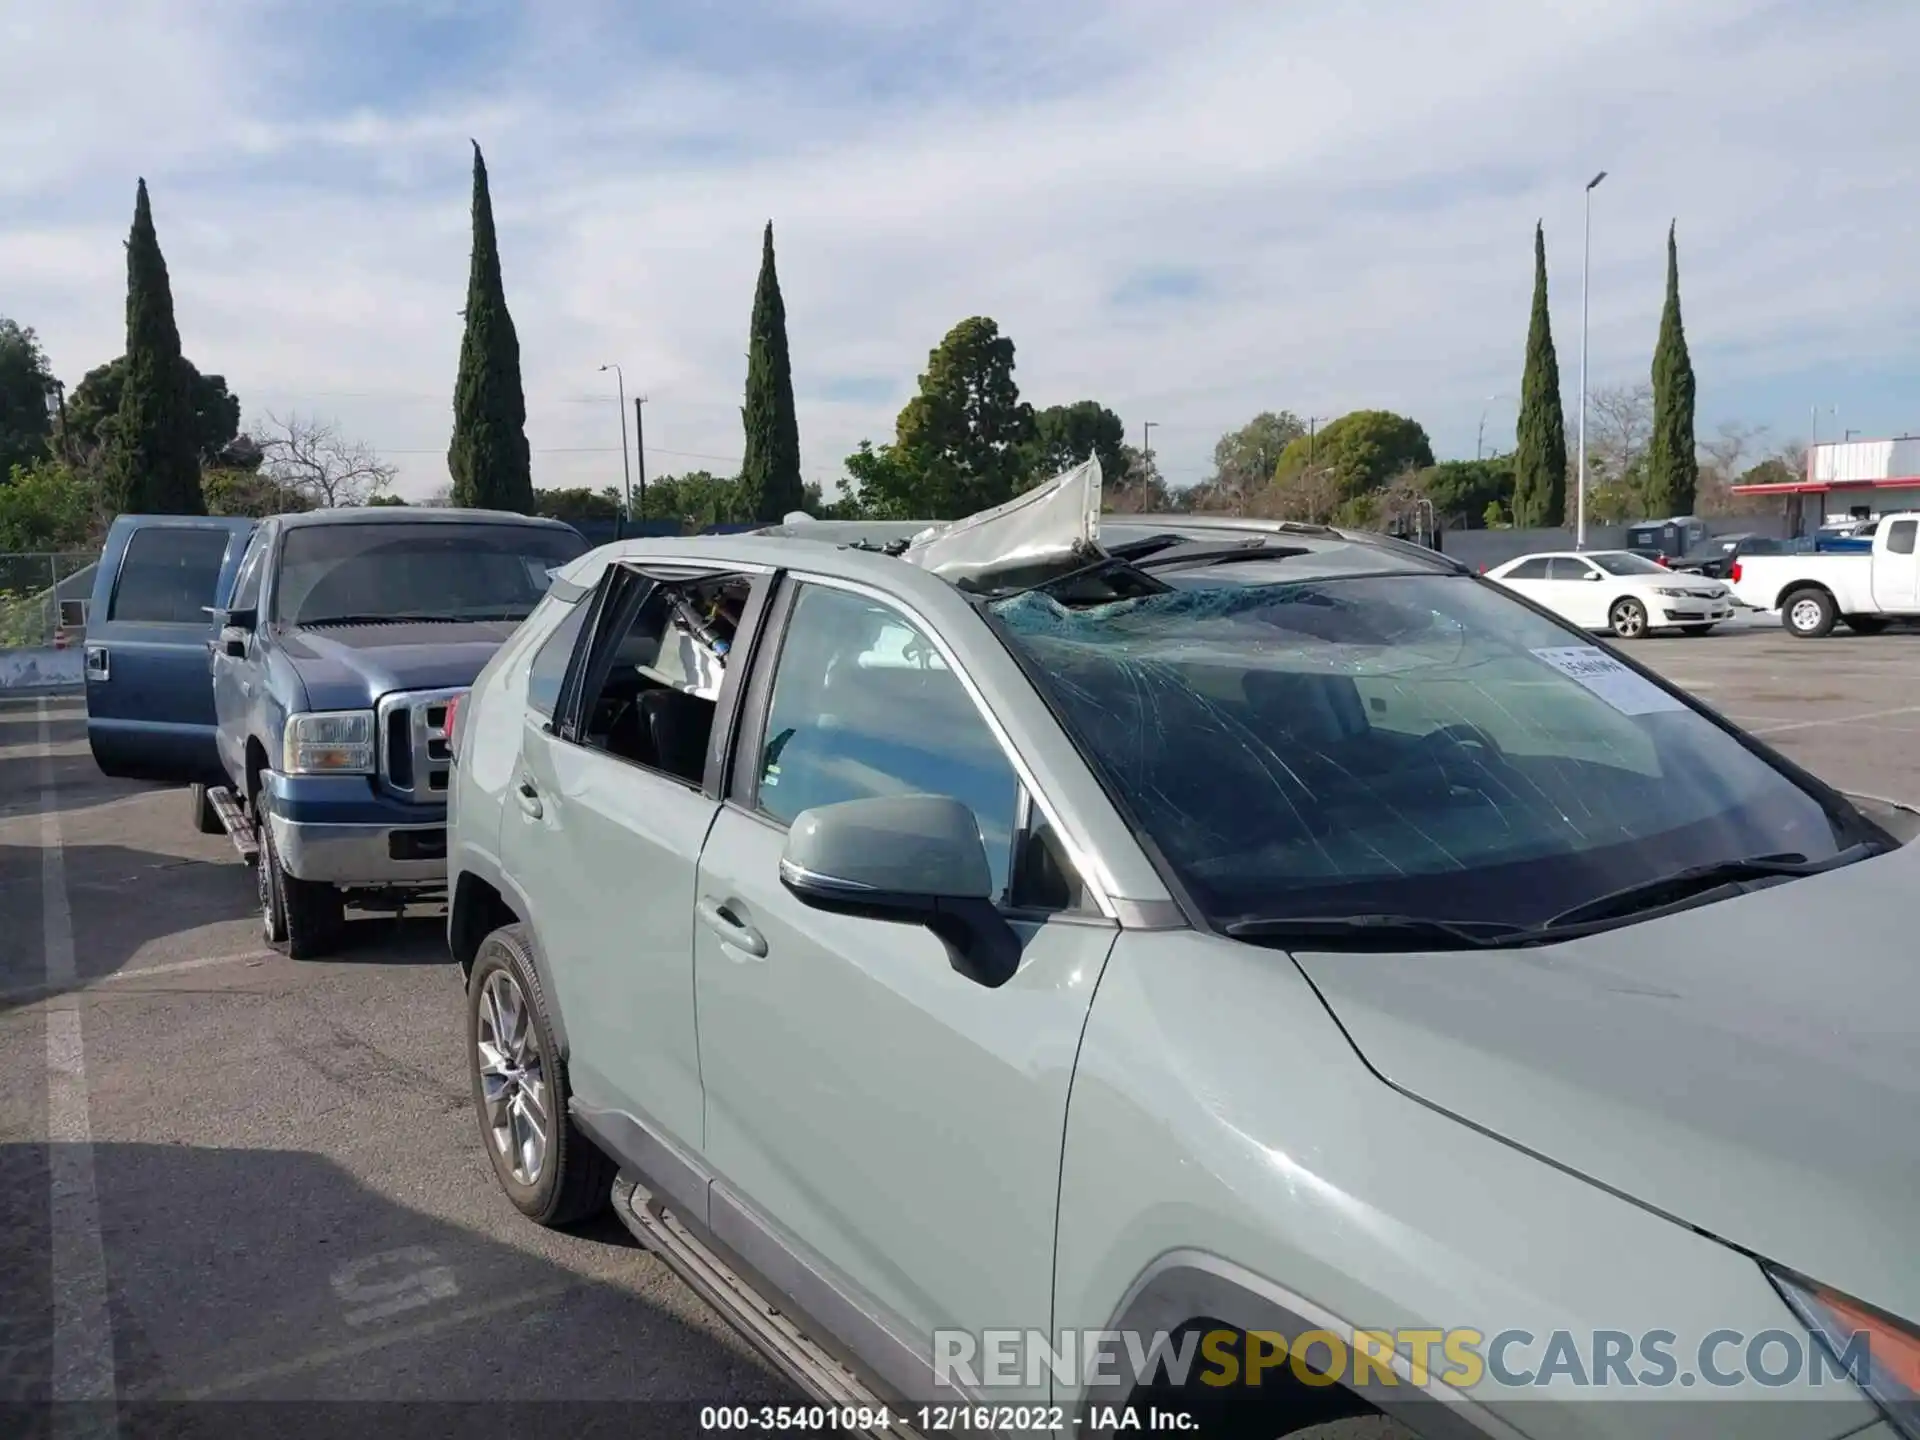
[
  {"xmin": 1545, "ymin": 556, "xmax": 1596, "ymax": 582},
  {"xmin": 225, "ymin": 526, "xmax": 272, "ymax": 613},
  {"xmin": 107, "ymin": 525, "xmax": 241, "ymax": 625},
  {"xmin": 545, "ymin": 559, "xmax": 771, "ymax": 798},
  {"xmin": 525, "ymin": 599, "xmax": 590, "ymax": 720},
  {"xmin": 1503, "ymin": 558, "xmax": 1552, "ymax": 581},
  {"xmin": 727, "ymin": 572, "xmax": 1097, "ymax": 918}
]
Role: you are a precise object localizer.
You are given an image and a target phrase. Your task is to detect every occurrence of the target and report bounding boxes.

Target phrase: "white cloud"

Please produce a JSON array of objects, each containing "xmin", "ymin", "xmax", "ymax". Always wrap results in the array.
[{"xmin": 4, "ymin": 0, "xmax": 1916, "ymax": 499}]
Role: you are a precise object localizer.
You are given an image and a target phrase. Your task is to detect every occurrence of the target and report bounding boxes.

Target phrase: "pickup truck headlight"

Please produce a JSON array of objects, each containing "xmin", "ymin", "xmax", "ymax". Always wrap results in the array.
[
  {"xmin": 282, "ymin": 710, "xmax": 376, "ymax": 776},
  {"xmin": 1767, "ymin": 1266, "xmax": 1920, "ymax": 1437}
]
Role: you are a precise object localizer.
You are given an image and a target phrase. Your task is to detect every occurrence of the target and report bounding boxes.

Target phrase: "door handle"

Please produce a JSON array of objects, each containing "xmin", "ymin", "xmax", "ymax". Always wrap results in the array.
[
  {"xmin": 696, "ymin": 896, "xmax": 768, "ymax": 960},
  {"xmin": 515, "ymin": 779, "xmax": 543, "ymax": 819}
]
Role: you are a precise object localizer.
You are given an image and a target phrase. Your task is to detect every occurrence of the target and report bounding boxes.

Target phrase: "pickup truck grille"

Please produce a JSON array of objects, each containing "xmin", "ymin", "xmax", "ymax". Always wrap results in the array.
[{"xmin": 375, "ymin": 687, "xmax": 468, "ymax": 802}]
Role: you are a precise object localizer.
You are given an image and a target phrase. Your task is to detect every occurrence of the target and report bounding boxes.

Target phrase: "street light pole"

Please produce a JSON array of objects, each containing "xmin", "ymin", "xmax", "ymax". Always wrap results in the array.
[
  {"xmin": 599, "ymin": 364, "xmax": 632, "ymax": 522},
  {"xmin": 1477, "ymin": 392, "xmax": 1512, "ymax": 463},
  {"xmin": 1577, "ymin": 170, "xmax": 1607, "ymax": 551}
]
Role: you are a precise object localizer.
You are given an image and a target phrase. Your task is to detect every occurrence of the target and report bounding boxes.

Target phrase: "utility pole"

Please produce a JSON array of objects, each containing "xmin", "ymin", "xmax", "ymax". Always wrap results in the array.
[
  {"xmin": 1577, "ymin": 169, "xmax": 1608, "ymax": 551},
  {"xmin": 1307, "ymin": 415, "xmax": 1329, "ymax": 467},
  {"xmin": 1142, "ymin": 421, "xmax": 1157, "ymax": 463},
  {"xmin": 634, "ymin": 395, "xmax": 648, "ymax": 520},
  {"xmin": 599, "ymin": 364, "xmax": 631, "ymax": 523}
]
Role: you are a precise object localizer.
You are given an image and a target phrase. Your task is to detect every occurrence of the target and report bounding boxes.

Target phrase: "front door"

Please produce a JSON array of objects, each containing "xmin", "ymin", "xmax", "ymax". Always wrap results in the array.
[
  {"xmin": 85, "ymin": 516, "xmax": 256, "ymax": 783},
  {"xmin": 1544, "ymin": 555, "xmax": 1608, "ymax": 628},
  {"xmin": 1873, "ymin": 517, "xmax": 1920, "ymax": 610},
  {"xmin": 502, "ymin": 563, "xmax": 764, "ymax": 1175},
  {"xmin": 694, "ymin": 578, "xmax": 1118, "ymax": 1402}
]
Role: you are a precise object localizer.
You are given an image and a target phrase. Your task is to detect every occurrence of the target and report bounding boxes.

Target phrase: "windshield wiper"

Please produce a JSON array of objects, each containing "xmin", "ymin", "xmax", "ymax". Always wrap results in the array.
[
  {"xmin": 1223, "ymin": 913, "xmax": 1535, "ymax": 951},
  {"xmin": 1540, "ymin": 844, "xmax": 1878, "ymax": 930},
  {"xmin": 1224, "ymin": 844, "xmax": 1882, "ymax": 953},
  {"xmin": 297, "ymin": 612, "xmax": 480, "ymax": 627}
]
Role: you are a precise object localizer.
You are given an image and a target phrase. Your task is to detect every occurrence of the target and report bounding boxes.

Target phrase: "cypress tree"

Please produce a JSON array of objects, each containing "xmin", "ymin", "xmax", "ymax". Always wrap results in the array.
[
  {"xmin": 1645, "ymin": 221, "xmax": 1698, "ymax": 516},
  {"xmin": 738, "ymin": 222, "xmax": 805, "ymax": 521},
  {"xmin": 1512, "ymin": 221, "xmax": 1568, "ymax": 527},
  {"xmin": 109, "ymin": 179, "xmax": 205, "ymax": 514},
  {"xmin": 448, "ymin": 141, "xmax": 533, "ymax": 513}
]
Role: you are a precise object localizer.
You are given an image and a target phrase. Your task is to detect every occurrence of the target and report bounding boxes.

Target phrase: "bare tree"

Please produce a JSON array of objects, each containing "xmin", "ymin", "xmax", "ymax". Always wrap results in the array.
[
  {"xmin": 1583, "ymin": 382, "xmax": 1654, "ymax": 487},
  {"xmin": 1248, "ymin": 464, "xmax": 1342, "ymax": 524},
  {"xmin": 258, "ymin": 412, "xmax": 397, "ymax": 508}
]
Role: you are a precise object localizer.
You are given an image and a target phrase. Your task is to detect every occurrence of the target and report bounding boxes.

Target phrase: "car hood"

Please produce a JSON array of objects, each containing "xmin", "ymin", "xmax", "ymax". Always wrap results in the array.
[
  {"xmin": 1292, "ymin": 838, "xmax": 1920, "ymax": 1323},
  {"xmin": 279, "ymin": 621, "xmax": 520, "ymax": 708}
]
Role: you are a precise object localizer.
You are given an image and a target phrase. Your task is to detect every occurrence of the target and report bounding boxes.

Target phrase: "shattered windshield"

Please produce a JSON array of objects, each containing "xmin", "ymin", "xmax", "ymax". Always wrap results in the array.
[{"xmin": 988, "ymin": 573, "xmax": 1848, "ymax": 931}]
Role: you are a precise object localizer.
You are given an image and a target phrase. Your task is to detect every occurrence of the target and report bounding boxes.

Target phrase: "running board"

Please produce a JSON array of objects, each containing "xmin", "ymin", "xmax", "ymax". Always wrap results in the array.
[
  {"xmin": 206, "ymin": 786, "xmax": 258, "ymax": 865},
  {"xmin": 612, "ymin": 1175, "xmax": 924, "ymax": 1440}
]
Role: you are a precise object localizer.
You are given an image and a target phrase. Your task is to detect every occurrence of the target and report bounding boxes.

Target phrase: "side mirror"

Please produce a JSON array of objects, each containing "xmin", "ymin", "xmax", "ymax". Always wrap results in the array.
[
  {"xmin": 779, "ymin": 794, "xmax": 1022, "ymax": 988},
  {"xmin": 1584, "ymin": 571, "xmax": 1603, "ymax": 581},
  {"xmin": 214, "ymin": 607, "xmax": 255, "ymax": 657}
]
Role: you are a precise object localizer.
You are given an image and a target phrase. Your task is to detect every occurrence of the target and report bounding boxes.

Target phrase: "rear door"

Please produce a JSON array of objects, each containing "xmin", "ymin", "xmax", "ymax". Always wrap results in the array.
[
  {"xmin": 1871, "ymin": 517, "xmax": 1920, "ymax": 611},
  {"xmin": 85, "ymin": 515, "xmax": 256, "ymax": 784}
]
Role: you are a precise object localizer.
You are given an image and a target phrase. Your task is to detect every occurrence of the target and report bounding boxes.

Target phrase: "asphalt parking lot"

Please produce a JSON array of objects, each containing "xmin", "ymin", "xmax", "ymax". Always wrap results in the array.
[{"xmin": 2, "ymin": 622, "xmax": 1916, "ymax": 1432}]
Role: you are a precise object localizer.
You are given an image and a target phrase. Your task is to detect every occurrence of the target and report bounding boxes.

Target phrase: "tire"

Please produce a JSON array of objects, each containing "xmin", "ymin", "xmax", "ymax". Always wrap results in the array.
[
  {"xmin": 1844, "ymin": 615, "xmax": 1890, "ymax": 635},
  {"xmin": 256, "ymin": 810, "xmax": 345, "ymax": 958},
  {"xmin": 1608, "ymin": 596, "xmax": 1649, "ymax": 640},
  {"xmin": 190, "ymin": 782, "xmax": 224, "ymax": 835},
  {"xmin": 468, "ymin": 924, "xmax": 614, "ymax": 1227},
  {"xmin": 1288, "ymin": 1423, "xmax": 1419, "ymax": 1440},
  {"xmin": 1680, "ymin": 623, "xmax": 1716, "ymax": 636},
  {"xmin": 1781, "ymin": 587, "xmax": 1837, "ymax": 639}
]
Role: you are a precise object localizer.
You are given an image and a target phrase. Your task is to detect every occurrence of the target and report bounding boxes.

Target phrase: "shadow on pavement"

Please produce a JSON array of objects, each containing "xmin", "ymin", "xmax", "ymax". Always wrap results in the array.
[
  {"xmin": 0, "ymin": 1141, "xmax": 796, "ymax": 1429},
  {"xmin": 0, "ymin": 845, "xmax": 455, "ymax": 1012}
]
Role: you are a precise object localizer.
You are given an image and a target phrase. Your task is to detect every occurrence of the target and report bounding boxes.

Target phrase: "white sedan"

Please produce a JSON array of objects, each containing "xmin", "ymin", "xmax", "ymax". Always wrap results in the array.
[{"xmin": 1485, "ymin": 549, "xmax": 1736, "ymax": 639}]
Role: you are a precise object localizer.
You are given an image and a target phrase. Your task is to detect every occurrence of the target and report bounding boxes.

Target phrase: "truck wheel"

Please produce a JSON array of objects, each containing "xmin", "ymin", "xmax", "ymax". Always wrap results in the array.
[
  {"xmin": 1844, "ymin": 615, "xmax": 1889, "ymax": 635},
  {"xmin": 256, "ymin": 812, "xmax": 345, "ymax": 958},
  {"xmin": 189, "ymin": 782, "xmax": 224, "ymax": 835},
  {"xmin": 1608, "ymin": 597, "xmax": 1649, "ymax": 639},
  {"xmin": 1782, "ymin": 588, "xmax": 1836, "ymax": 638},
  {"xmin": 468, "ymin": 924, "xmax": 614, "ymax": 1227}
]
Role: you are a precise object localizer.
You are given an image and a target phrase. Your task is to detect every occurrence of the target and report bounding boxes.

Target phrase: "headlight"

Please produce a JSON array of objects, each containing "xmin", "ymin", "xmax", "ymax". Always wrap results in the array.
[
  {"xmin": 282, "ymin": 710, "xmax": 376, "ymax": 775},
  {"xmin": 1767, "ymin": 1266, "xmax": 1920, "ymax": 1437}
]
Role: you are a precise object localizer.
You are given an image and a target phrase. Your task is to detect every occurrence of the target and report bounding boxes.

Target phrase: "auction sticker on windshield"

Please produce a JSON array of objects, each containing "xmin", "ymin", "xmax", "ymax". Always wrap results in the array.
[{"xmin": 1529, "ymin": 646, "xmax": 1686, "ymax": 717}]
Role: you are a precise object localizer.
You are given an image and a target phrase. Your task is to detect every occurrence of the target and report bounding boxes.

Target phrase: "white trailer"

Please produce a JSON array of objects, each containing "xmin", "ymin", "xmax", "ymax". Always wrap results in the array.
[{"xmin": 1727, "ymin": 511, "xmax": 1920, "ymax": 636}]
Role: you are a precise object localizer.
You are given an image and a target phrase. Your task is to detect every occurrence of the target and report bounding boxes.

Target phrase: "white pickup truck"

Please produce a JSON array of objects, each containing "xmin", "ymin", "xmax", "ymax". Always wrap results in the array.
[{"xmin": 1728, "ymin": 510, "xmax": 1920, "ymax": 636}]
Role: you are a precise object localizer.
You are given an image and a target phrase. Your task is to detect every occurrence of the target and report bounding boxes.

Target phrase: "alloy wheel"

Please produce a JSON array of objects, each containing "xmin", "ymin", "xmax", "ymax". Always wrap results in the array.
[
  {"xmin": 476, "ymin": 969, "xmax": 549, "ymax": 1187},
  {"xmin": 1610, "ymin": 600, "xmax": 1646, "ymax": 639}
]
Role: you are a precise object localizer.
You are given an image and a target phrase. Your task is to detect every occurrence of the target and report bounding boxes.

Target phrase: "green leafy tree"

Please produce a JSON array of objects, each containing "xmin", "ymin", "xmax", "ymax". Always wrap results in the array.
[
  {"xmin": 1270, "ymin": 410, "xmax": 1434, "ymax": 506},
  {"xmin": 63, "ymin": 355, "xmax": 240, "ymax": 468},
  {"xmin": 1512, "ymin": 222, "xmax": 1569, "ymax": 526},
  {"xmin": 854, "ymin": 317, "xmax": 1035, "ymax": 519},
  {"xmin": 1203, "ymin": 410, "xmax": 1306, "ymax": 509},
  {"xmin": 534, "ymin": 485, "xmax": 624, "ymax": 522},
  {"xmin": 639, "ymin": 470, "xmax": 749, "ymax": 527},
  {"xmin": 364, "ymin": 493, "xmax": 409, "ymax": 506},
  {"xmin": 1021, "ymin": 401, "xmax": 1129, "ymax": 489},
  {"xmin": 738, "ymin": 223, "xmax": 805, "ymax": 521},
  {"xmin": 201, "ymin": 467, "xmax": 312, "ymax": 518},
  {"xmin": 105, "ymin": 179, "xmax": 204, "ymax": 514},
  {"xmin": 1422, "ymin": 455, "xmax": 1515, "ymax": 526},
  {"xmin": 448, "ymin": 142, "xmax": 533, "ymax": 513},
  {"xmin": 0, "ymin": 318, "xmax": 56, "ymax": 477},
  {"xmin": 0, "ymin": 458, "xmax": 96, "ymax": 550},
  {"xmin": 1644, "ymin": 221, "xmax": 1699, "ymax": 517}
]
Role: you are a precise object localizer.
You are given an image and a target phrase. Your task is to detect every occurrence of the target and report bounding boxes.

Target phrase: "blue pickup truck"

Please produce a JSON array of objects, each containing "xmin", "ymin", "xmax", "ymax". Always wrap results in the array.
[{"xmin": 84, "ymin": 507, "xmax": 587, "ymax": 956}]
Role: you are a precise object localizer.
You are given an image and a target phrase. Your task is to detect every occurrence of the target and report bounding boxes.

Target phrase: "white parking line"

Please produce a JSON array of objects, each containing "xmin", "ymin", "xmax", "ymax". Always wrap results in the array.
[
  {"xmin": 40, "ymin": 699, "xmax": 120, "ymax": 1437},
  {"xmin": 1746, "ymin": 703, "xmax": 1920, "ymax": 736},
  {"xmin": 132, "ymin": 1283, "xmax": 573, "ymax": 1400},
  {"xmin": 0, "ymin": 948, "xmax": 279, "ymax": 1007}
]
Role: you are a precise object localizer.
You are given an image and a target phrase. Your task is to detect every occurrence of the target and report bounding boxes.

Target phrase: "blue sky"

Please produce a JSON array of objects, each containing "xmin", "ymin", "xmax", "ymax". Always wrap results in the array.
[{"xmin": 4, "ymin": 0, "xmax": 1917, "ymax": 498}]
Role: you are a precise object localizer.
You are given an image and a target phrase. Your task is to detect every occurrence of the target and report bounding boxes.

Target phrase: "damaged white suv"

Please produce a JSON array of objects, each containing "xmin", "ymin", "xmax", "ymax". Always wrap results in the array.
[{"xmin": 446, "ymin": 464, "xmax": 1920, "ymax": 1440}]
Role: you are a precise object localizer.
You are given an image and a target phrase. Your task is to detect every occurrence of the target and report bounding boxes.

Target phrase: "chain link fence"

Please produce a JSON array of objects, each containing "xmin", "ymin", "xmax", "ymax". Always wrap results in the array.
[{"xmin": 0, "ymin": 552, "xmax": 100, "ymax": 650}]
